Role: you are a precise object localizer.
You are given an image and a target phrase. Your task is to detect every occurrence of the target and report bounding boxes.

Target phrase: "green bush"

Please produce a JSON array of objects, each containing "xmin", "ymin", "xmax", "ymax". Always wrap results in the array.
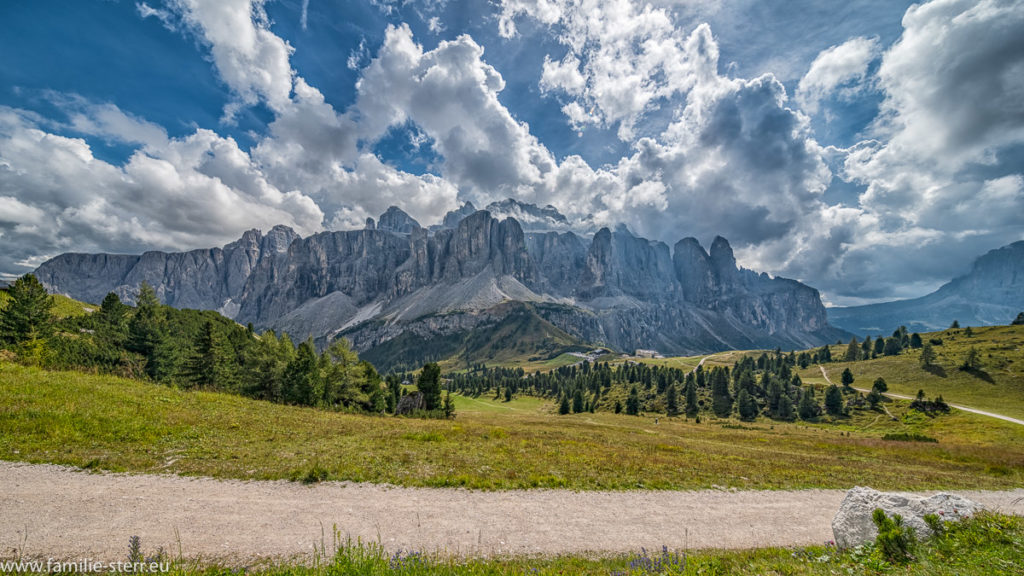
[{"xmin": 873, "ymin": 508, "xmax": 917, "ymax": 564}]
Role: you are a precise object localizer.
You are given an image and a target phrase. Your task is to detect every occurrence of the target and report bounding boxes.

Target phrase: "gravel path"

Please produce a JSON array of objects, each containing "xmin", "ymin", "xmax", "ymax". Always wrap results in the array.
[{"xmin": 2, "ymin": 461, "xmax": 1022, "ymax": 563}]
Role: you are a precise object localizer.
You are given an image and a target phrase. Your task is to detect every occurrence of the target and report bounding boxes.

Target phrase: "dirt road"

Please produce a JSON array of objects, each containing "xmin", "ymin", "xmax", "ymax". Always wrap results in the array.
[{"xmin": 2, "ymin": 461, "xmax": 1022, "ymax": 563}]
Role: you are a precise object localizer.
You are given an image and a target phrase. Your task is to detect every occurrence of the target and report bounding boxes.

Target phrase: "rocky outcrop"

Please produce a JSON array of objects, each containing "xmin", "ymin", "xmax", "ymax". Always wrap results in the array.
[
  {"xmin": 35, "ymin": 202, "xmax": 847, "ymax": 356},
  {"xmin": 831, "ymin": 487, "xmax": 983, "ymax": 549},
  {"xmin": 830, "ymin": 241, "xmax": 1024, "ymax": 335}
]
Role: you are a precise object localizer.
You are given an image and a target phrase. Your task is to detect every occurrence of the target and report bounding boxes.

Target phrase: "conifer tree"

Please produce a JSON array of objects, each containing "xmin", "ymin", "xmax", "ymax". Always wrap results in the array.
[
  {"xmin": 572, "ymin": 387, "xmax": 584, "ymax": 413},
  {"xmin": 798, "ymin": 386, "xmax": 819, "ymax": 420},
  {"xmin": 840, "ymin": 368, "xmax": 855, "ymax": 389},
  {"xmin": 626, "ymin": 385, "xmax": 641, "ymax": 416},
  {"xmin": 883, "ymin": 337, "xmax": 902, "ymax": 356},
  {"xmin": 417, "ymin": 362, "xmax": 443, "ymax": 410},
  {"xmin": 737, "ymin": 389, "xmax": 758, "ymax": 421},
  {"xmin": 844, "ymin": 337, "xmax": 860, "ymax": 362},
  {"xmin": 665, "ymin": 382, "xmax": 680, "ymax": 416},
  {"xmin": 181, "ymin": 320, "xmax": 235, "ymax": 390},
  {"xmin": 777, "ymin": 393, "xmax": 795, "ymax": 420},
  {"xmin": 684, "ymin": 377, "xmax": 699, "ymax": 418},
  {"xmin": 559, "ymin": 394, "xmax": 571, "ymax": 415},
  {"xmin": 710, "ymin": 367, "xmax": 733, "ymax": 417},
  {"xmin": 824, "ymin": 384, "xmax": 844, "ymax": 416},
  {"xmin": 443, "ymin": 390, "xmax": 455, "ymax": 419},
  {"xmin": 0, "ymin": 274, "xmax": 53, "ymax": 347},
  {"xmin": 283, "ymin": 340, "xmax": 322, "ymax": 406},
  {"xmin": 920, "ymin": 342, "xmax": 936, "ymax": 367},
  {"xmin": 909, "ymin": 333, "xmax": 922, "ymax": 349},
  {"xmin": 126, "ymin": 283, "xmax": 171, "ymax": 380}
]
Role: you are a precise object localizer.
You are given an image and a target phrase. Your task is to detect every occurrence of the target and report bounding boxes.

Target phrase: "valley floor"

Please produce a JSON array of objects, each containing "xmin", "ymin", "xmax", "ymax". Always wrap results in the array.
[{"xmin": 2, "ymin": 460, "xmax": 1022, "ymax": 564}]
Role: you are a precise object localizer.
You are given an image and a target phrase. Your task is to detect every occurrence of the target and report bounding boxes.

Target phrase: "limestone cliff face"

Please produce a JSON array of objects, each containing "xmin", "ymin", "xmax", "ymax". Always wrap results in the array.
[{"xmin": 35, "ymin": 203, "xmax": 845, "ymax": 355}]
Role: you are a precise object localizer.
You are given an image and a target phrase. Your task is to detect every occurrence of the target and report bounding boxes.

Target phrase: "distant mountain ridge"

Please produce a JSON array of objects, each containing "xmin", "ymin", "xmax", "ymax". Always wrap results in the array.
[
  {"xmin": 829, "ymin": 241, "xmax": 1024, "ymax": 336},
  {"xmin": 35, "ymin": 201, "xmax": 848, "ymax": 364}
]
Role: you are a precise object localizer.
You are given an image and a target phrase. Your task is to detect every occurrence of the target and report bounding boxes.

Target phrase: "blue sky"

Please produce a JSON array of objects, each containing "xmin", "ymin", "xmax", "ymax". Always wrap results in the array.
[{"xmin": 1, "ymin": 0, "xmax": 1022, "ymax": 305}]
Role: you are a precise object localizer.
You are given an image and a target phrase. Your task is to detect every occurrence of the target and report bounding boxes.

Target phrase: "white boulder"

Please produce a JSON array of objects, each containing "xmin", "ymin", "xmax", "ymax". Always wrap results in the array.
[{"xmin": 831, "ymin": 486, "xmax": 983, "ymax": 548}]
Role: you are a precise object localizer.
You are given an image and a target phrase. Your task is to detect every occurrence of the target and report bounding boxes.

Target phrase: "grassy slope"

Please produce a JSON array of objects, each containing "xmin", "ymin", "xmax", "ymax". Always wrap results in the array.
[
  {"xmin": 2, "ymin": 362, "xmax": 1022, "ymax": 490},
  {"xmin": 0, "ymin": 291, "xmax": 93, "ymax": 319},
  {"xmin": 801, "ymin": 325, "xmax": 1024, "ymax": 421},
  {"xmin": 50, "ymin": 294, "xmax": 96, "ymax": 318}
]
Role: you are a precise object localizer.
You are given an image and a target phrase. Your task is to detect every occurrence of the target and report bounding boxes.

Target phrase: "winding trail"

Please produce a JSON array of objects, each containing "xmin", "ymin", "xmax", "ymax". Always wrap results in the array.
[
  {"xmin": 1, "ymin": 461, "xmax": 1022, "ymax": 563},
  {"xmin": 816, "ymin": 365, "xmax": 1024, "ymax": 427}
]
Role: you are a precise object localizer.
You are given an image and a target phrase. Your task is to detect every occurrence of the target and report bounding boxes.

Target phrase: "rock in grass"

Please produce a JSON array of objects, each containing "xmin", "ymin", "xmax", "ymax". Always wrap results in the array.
[{"xmin": 832, "ymin": 486, "xmax": 983, "ymax": 548}]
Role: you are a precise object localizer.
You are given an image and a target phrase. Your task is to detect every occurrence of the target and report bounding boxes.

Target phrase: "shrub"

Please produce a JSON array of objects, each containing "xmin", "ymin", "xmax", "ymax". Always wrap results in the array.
[
  {"xmin": 872, "ymin": 508, "xmax": 917, "ymax": 564},
  {"xmin": 882, "ymin": 432, "xmax": 938, "ymax": 443}
]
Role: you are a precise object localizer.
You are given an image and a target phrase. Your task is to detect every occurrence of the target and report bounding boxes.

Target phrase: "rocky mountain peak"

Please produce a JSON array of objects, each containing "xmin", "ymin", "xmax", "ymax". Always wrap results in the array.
[
  {"xmin": 709, "ymin": 236, "xmax": 736, "ymax": 270},
  {"xmin": 441, "ymin": 201, "xmax": 477, "ymax": 229},
  {"xmin": 377, "ymin": 206, "xmax": 421, "ymax": 234},
  {"xmin": 483, "ymin": 198, "xmax": 571, "ymax": 231},
  {"xmin": 262, "ymin": 225, "xmax": 298, "ymax": 255}
]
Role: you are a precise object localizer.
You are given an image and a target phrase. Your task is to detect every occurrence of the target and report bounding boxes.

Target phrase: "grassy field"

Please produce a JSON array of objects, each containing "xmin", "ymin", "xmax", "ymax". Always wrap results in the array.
[
  {"xmin": 2, "ymin": 362, "xmax": 1022, "ymax": 490},
  {"xmin": 4, "ymin": 512, "xmax": 1017, "ymax": 575},
  {"xmin": 801, "ymin": 325, "xmax": 1024, "ymax": 421}
]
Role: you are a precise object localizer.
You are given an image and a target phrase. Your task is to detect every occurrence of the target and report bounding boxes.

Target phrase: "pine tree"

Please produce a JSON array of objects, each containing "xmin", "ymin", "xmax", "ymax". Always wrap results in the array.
[
  {"xmin": 626, "ymin": 385, "xmax": 641, "ymax": 416},
  {"xmin": 283, "ymin": 340, "xmax": 322, "ymax": 406},
  {"xmin": 825, "ymin": 384, "xmax": 844, "ymax": 416},
  {"xmin": 1013, "ymin": 312, "xmax": 1024, "ymax": 326},
  {"xmin": 818, "ymin": 345, "xmax": 832, "ymax": 363},
  {"xmin": 883, "ymin": 337, "xmax": 902, "ymax": 356},
  {"xmin": 572, "ymin": 387, "xmax": 584, "ymax": 413},
  {"xmin": 126, "ymin": 283, "xmax": 171, "ymax": 380},
  {"xmin": 950, "ymin": 320, "xmax": 960, "ymax": 329},
  {"xmin": 443, "ymin": 390, "xmax": 455, "ymax": 419},
  {"xmin": 711, "ymin": 368, "xmax": 733, "ymax": 417},
  {"xmin": 684, "ymin": 377, "xmax": 699, "ymax": 418},
  {"xmin": 417, "ymin": 362, "xmax": 443, "ymax": 410},
  {"xmin": 777, "ymin": 393, "xmax": 795, "ymax": 420},
  {"xmin": 181, "ymin": 321, "xmax": 235, "ymax": 390},
  {"xmin": 798, "ymin": 386, "xmax": 819, "ymax": 420},
  {"xmin": 98, "ymin": 292, "xmax": 128, "ymax": 328},
  {"xmin": 665, "ymin": 382, "xmax": 680, "ymax": 416},
  {"xmin": 920, "ymin": 342, "xmax": 935, "ymax": 367},
  {"xmin": 909, "ymin": 333, "xmax": 922, "ymax": 349},
  {"xmin": 861, "ymin": 336, "xmax": 872, "ymax": 357},
  {"xmin": 0, "ymin": 274, "xmax": 53, "ymax": 349},
  {"xmin": 737, "ymin": 389, "xmax": 758, "ymax": 421},
  {"xmin": 872, "ymin": 377, "xmax": 888, "ymax": 393},
  {"xmin": 840, "ymin": 368, "xmax": 855, "ymax": 389},
  {"xmin": 844, "ymin": 337, "xmax": 860, "ymax": 362},
  {"xmin": 559, "ymin": 394, "xmax": 571, "ymax": 415},
  {"xmin": 613, "ymin": 400, "xmax": 622, "ymax": 414},
  {"xmin": 873, "ymin": 337, "xmax": 885, "ymax": 356}
]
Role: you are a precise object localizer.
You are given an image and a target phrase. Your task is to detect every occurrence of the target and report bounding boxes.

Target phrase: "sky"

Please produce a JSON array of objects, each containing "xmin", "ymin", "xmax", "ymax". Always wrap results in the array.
[{"xmin": 0, "ymin": 0, "xmax": 1022, "ymax": 306}]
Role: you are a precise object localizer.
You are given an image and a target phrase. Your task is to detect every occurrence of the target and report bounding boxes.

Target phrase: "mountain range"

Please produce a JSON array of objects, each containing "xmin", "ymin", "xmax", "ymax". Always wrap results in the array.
[
  {"xmin": 34, "ymin": 201, "xmax": 847, "ymax": 369},
  {"xmin": 828, "ymin": 241, "xmax": 1024, "ymax": 336}
]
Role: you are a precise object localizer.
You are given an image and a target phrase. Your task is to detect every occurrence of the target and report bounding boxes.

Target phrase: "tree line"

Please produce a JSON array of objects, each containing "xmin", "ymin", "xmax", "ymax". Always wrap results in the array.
[{"xmin": 0, "ymin": 274, "xmax": 452, "ymax": 418}]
